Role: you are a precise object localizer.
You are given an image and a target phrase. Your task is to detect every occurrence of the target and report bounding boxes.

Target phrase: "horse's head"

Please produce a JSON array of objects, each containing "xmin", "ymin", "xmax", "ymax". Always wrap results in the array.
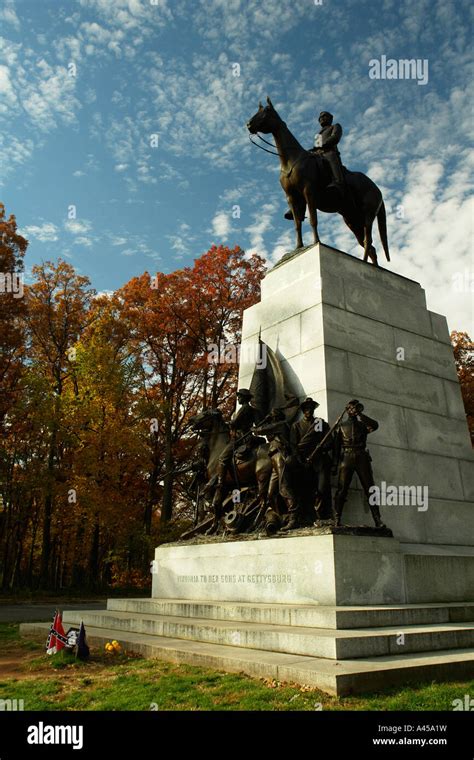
[
  {"xmin": 246, "ymin": 96, "xmax": 280, "ymax": 134},
  {"xmin": 190, "ymin": 408, "xmax": 225, "ymax": 434}
]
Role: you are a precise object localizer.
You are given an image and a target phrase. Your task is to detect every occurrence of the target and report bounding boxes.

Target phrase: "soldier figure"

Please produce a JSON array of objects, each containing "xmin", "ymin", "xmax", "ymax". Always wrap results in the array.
[
  {"xmin": 185, "ymin": 438, "xmax": 210, "ymax": 525},
  {"xmin": 311, "ymin": 111, "xmax": 345, "ymax": 187},
  {"xmin": 254, "ymin": 408, "xmax": 299, "ymax": 530},
  {"xmin": 284, "ymin": 110, "xmax": 345, "ymax": 220},
  {"xmin": 290, "ymin": 398, "xmax": 333, "ymax": 523},
  {"xmin": 212, "ymin": 389, "xmax": 259, "ymax": 511},
  {"xmin": 333, "ymin": 400, "xmax": 386, "ymax": 528}
]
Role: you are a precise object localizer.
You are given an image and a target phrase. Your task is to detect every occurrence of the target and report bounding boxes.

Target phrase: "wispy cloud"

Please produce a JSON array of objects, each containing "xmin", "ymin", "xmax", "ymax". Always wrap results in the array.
[
  {"xmin": 21, "ymin": 222, "xmax": 59, "ymax": 243},
  {"xmin": 0, "ymin": 0, "xmax": 20, "ymax": 31},
  {"xmin": 64, "ymin": 219, "xmax": 92, "ymax": 235},
  {"xmin": 211, "ymin": 211, "xmax": 231, "ymax": 241}
]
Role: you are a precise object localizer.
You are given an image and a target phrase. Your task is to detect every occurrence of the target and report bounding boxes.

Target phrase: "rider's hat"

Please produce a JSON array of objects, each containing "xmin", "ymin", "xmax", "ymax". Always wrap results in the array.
[
  {"xmin": 319, "ymin": 111, "xmax": 333, "ymax": 121},
  {"xmin": 237, "ymin": 388, "xmax": 253, "ymax": 399},
  {"xmin": 300, "ymin": 397, "xmax": 319, "ymax": 411},
  {"xmin": 347, "ymin": 399, "xmax": 364, "ymax": 411}
]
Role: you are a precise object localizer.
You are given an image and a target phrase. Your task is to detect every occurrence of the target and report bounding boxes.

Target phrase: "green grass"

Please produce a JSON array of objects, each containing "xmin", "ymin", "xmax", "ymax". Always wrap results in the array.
[{"xmin": 1, "ymin": 624, "xmax": 472, "ymax": 711}]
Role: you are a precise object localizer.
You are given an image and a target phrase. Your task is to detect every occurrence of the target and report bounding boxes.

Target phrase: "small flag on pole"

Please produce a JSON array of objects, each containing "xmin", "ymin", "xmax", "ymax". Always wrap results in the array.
[
  {"xmin": 46, "ymin": 610, "xmax": 68, "ymax": 655},
  {"xmin": 76, "ymin": 621, "xmax": 90, "ymax": 660}
]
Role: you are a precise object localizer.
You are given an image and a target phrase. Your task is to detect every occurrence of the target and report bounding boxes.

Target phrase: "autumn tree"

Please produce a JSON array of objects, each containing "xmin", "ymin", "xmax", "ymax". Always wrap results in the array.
[
  {"xmin": 0, "ymin": 244, "xmax": 265, "ymax": 591},
  {"xmin": 0, "ymin": 204, "xmax": 28, "ymax": 589},
  {"xmin": 24, "ymin": 260, "xmax": 96, "ymax": 587},
  {"xmin": 451, "ymin": 331, "xmax": 474, "ymax": 443},
  {"xmin": 65, "ymin": 294, "xmax": 147, "ymax": 587},
  {"xmin": 0, "ymin": 203, "xmax": 28, "ymax": 428},
  {"xmin": 119, "ymin": 245, "xmax": 265, "ymax": 528}
]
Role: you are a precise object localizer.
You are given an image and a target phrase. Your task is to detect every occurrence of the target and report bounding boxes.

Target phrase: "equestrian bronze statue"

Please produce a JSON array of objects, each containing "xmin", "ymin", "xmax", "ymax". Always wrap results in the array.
[{"xmin": 247, "ymin": 98, "xmax": 390, "ymax": 266}]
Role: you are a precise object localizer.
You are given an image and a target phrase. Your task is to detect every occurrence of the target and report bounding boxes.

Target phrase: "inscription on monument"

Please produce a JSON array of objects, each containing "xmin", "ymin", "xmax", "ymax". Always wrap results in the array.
[{"xmin": 177, "ymin": 574, "xmax": 292, "ymax": 584}]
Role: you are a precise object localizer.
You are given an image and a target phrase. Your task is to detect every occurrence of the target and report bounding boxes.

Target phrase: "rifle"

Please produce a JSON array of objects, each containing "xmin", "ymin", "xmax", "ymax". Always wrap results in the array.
[
  {"xmin": 249, "ymin": 396, "xmax": 300, "ymax": 438},
  {"xmin": 193, "ymin": 482, "xmax": 200, "ymax": 527},
  {"xmin": 306, "ymin": 408, "xmax": 346, "ymax": 464}
]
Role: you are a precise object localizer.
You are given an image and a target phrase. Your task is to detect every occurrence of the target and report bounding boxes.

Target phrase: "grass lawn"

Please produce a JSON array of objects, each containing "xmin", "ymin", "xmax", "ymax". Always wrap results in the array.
[{"xmin": 0, "ymin": 623, "xmax": 472, "ymax": 711}]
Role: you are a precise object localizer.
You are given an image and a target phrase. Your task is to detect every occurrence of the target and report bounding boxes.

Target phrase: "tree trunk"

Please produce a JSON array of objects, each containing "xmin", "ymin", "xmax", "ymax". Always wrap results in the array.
[
  {"xmin": 89, "ymin": 514, "xmax": 100, "ymax": 591},
  {"xmin": 160, "ymin": 405, "xmax": 174, "ymax": 525},
  {"xmin": 39, "ymin": 394, "xmax": 60, "ymax": 588}
]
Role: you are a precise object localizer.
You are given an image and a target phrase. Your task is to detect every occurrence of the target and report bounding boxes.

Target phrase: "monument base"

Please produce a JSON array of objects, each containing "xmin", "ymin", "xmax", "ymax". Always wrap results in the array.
[
  {"xmin": 21, "ymin": 590, "xmax": 474, "ymax": 696},
  {"xmin": 152, "ymin": 533, "xmax": 474, "ymax": 606}
]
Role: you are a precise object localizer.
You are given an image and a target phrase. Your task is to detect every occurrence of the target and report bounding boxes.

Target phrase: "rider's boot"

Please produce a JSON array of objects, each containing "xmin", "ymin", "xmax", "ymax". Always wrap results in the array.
[
  {"xmin": 332, "ymin": 494, "xmax": 344, "ymax": 528},
  {"xmin": 313, "ymin": 493, "xmax": 327, "ymax": 526},
  {"xmin": 369, "ymin": 502, "xmax": 386, "ymax": 529},
  {"xmin": 210, "ymin": 463, "xmax": 227, "ymax": 514},
  {"xmin": 281, "ymin": 499, "xmax": 299, "ymax": 531},
  {"xmin": 284, "ymin": 209, "xmax": 306, "ymax": 221}
]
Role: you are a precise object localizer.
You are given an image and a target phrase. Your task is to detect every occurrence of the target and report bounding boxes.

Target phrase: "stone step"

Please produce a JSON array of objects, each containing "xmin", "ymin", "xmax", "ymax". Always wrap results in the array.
[
  {"xmin": 106, "ymin": 597, "xmax": 474, "ymax": 629},
  {"xmin": 20, "ymin": 621, "xmax": 474, "ymax": 697},
  {"xmin": 60, "ymin": 609, "xmax": 474, "ymax": 660}
]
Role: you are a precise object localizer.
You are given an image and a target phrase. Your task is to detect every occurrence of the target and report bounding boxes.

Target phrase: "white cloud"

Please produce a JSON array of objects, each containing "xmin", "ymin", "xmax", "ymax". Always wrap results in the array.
[
  {"xmin": 389, "ymin": 158, "xmax": 474, "ymax": 333},
  {"xmin": 0, "ymin": 134, "xmax": 34, "ymax": 186},
  {"xmin": 166, "ymin": 222, "xmax": 193, "ymax": 259},
  {"xmin": 0, "ymin": 64, "xmax": 17, "ymax": 111},
  {"xmin": 245, "ymin": 202, "xmax": 278, "ymax": 258},
  {"xmin": 211, "ymin": 211, "xmax": 231, "ymax": 240},
  {"xmin": 73, "ymin": 236, "xmax": 93, "ymax": 247},
  {"xmin": 64, "ymin": 219, "xmax": 92, "ymax": 235},
  {"xmin": 109, "ymin": 235, "xmax": 127, "ymax": 246},
  {"xmin": 269, "ymin": 230, "xmax": 294, "ymax": 264},
  {"xmin": 21, "ymin": 222, "xmax": 59, "ymax": 243},
  {"xmin": 0, "ymin": 0, "xmax": 20, "ymax": 31}
]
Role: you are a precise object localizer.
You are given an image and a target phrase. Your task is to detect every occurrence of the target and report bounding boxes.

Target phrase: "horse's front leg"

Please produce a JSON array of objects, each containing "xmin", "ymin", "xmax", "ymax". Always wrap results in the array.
[
  {"xmin": 305, "ymin": 189, "xmax": 320, "ymax": 244},
  {"xmin": 288, "ymin": 195, "xmax": 304, "ymax": 249},
  {"xmin": 308, "ymin": 205, "xmax": 320, "ymax": 245}
]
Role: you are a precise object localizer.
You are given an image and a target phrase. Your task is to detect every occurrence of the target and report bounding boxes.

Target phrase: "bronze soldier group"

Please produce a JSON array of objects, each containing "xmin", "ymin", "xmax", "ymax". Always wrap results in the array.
[
  {"xmin": 212, "ymin": 388, "xmax": 259, "ymax": 513},
  {"xmin": 207, "ymin": 388, "xmax": 386, "ymax": 532}
]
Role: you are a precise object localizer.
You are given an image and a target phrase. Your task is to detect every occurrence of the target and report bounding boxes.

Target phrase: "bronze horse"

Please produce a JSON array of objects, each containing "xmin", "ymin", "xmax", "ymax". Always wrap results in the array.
[
  {"xmin": 189, "ymin": 409, "xmax": 272, "ymax": 533},
  {"xmin": 246, "ymin": 97, "xmax": 390, "ymax": 266}
]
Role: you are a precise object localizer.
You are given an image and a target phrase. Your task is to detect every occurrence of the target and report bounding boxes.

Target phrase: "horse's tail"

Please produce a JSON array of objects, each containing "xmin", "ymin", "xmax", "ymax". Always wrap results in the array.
[{"xmin": 377, "ymin": 201, "xmax": 390, "ymax": 262}]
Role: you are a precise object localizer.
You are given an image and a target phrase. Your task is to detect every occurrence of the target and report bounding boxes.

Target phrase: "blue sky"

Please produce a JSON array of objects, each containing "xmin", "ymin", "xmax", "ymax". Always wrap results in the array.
[{"xmin": 0, "ymin": 0, "xmax": 472, "ymax": 331}]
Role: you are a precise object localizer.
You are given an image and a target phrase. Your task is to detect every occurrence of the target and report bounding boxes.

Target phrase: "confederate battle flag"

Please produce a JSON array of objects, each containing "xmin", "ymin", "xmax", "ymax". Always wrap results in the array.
[{"xmin": 45, "ymin": 610, "xmax": 68, "ymax": 655}]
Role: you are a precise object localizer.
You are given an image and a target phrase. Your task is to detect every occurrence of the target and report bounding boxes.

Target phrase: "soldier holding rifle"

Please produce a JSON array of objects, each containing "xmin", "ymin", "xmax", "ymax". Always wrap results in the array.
[
  {"xmin": 212, "ymin": 388, "xmax": 260, "ymax": 512},
  {"xmin": 290, "ymin": 398, "xmax": 333, "ymax": 523},
  {"xmin": 253, "ymin": 408, "xmax": 299, "ymax": 530},
  {"xmin": 332, "ymin": 399, "xmax": 386, "ymax": 528}
]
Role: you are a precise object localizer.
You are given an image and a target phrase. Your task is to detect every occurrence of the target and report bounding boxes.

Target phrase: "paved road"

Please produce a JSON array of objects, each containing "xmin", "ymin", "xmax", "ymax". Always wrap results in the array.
[{"xmin": 0, "ymin": 602, "xmax": 107, "ymax": 623}]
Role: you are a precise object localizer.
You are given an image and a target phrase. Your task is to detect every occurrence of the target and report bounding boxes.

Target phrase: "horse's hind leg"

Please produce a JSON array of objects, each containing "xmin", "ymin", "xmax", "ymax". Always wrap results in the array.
[
  {"xmin": 363, "ymin": 216, "xmax": 378, "ymax": 266},
  {"xmin": 343, "ymin": 216, "xmax": 365, "ymax": 258}
]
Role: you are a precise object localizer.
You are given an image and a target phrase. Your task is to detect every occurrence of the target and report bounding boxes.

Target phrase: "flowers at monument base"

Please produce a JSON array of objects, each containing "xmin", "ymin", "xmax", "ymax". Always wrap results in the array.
[{"xmin": 105, "ymin": 640, "xmax": 122, "ymax": 654}]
